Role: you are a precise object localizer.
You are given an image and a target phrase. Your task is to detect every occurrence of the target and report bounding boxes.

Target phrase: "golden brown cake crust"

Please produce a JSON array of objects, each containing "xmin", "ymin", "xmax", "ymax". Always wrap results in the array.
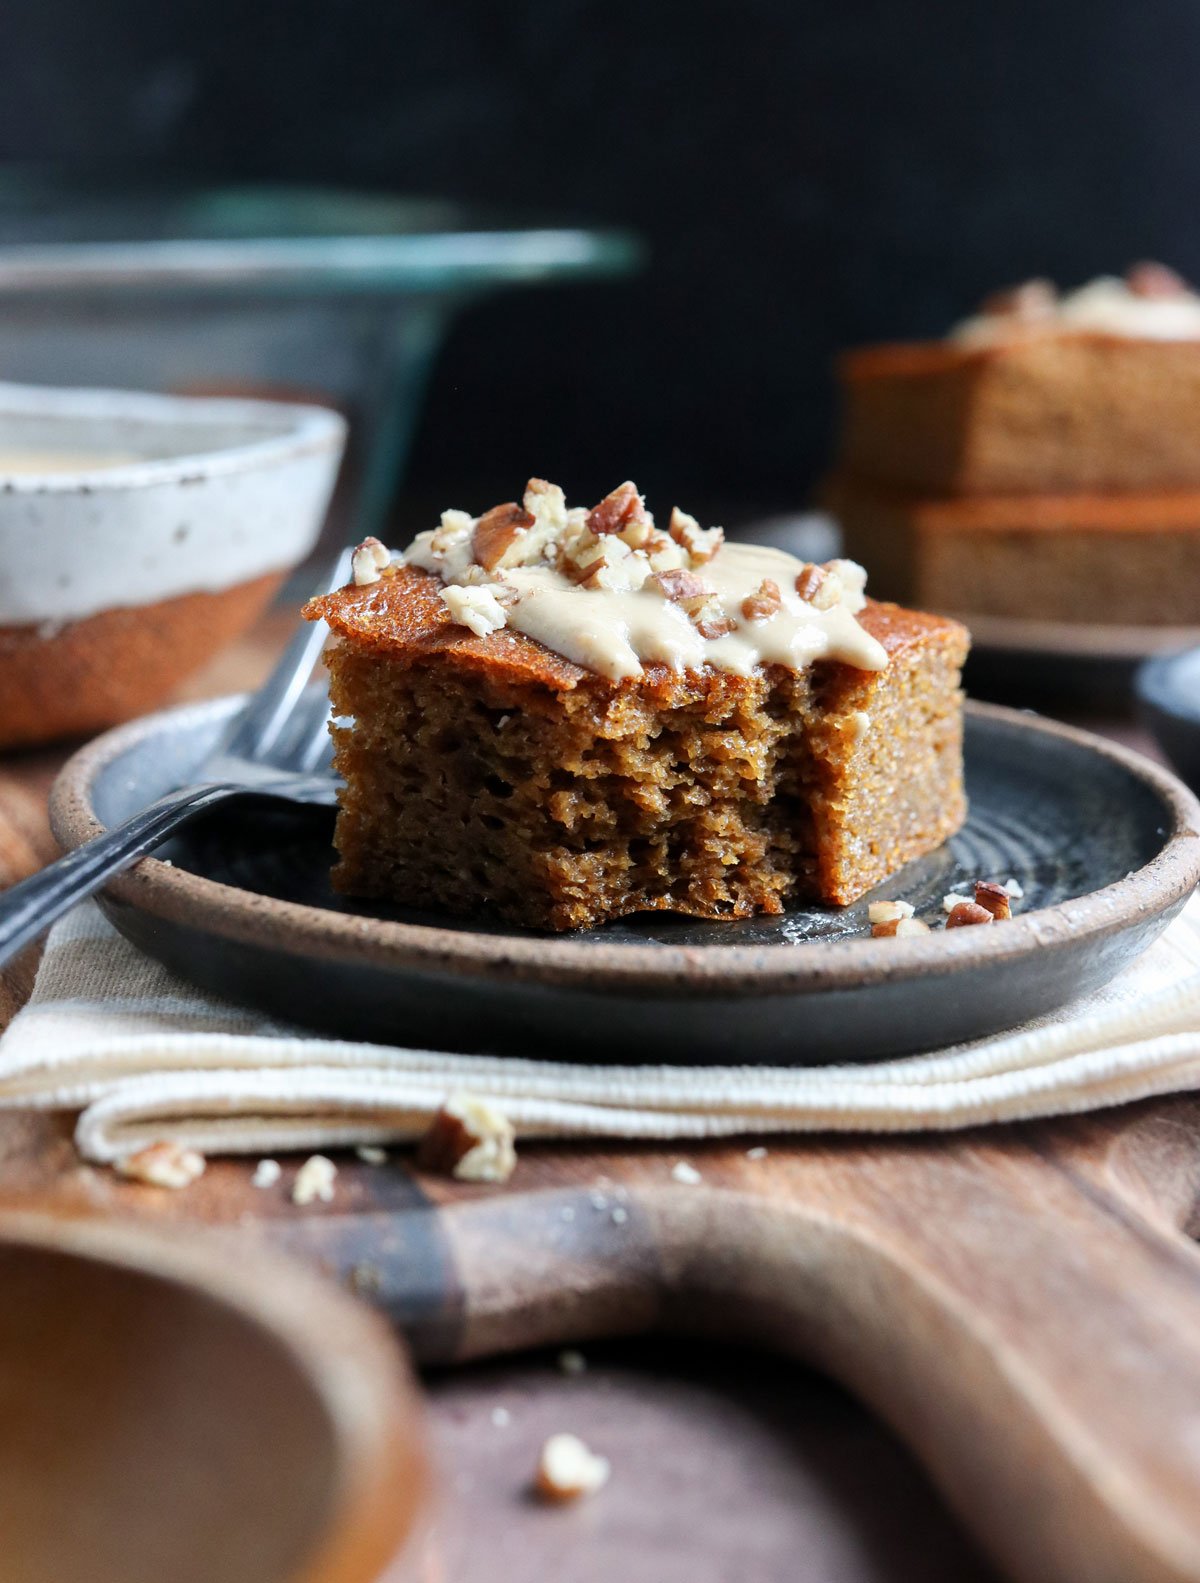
[{"xmin": 307, "ymin": 563, "xmax": 587, "ymax": 691}]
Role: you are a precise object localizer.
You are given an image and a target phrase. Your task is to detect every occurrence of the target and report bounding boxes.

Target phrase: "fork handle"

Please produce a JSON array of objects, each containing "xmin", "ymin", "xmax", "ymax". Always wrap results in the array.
[{"xmin": 0, "ymin": 783, "xmax": 244, "ymax": 970}]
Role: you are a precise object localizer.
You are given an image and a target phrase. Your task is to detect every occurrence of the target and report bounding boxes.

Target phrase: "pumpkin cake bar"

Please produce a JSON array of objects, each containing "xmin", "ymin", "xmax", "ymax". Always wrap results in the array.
[
  {"xmin": 829, "ymin": 266, "xmax": 1200, "ymax": 625},
  {"xmin": 305, "ymin": 481, "xmax": 968, "ymax": 931},
  {"xmin": 835, "ymin": 265, "xmax": 1200, "ymax": 496},
  {"xmin": 826, "ymin": 476, "xmax": 1200, "ymax": 626}
]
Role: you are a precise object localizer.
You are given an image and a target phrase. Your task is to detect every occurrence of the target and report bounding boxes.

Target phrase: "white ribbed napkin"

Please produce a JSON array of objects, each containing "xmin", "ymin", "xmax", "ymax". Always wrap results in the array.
[{"xmin": 2, "ymin": 897, "xmax": 1200, "ymax": 1164}]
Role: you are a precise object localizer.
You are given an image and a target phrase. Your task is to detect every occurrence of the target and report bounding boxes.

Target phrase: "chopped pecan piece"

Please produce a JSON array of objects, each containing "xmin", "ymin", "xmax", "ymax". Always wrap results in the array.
[
  {"xmin": 815, "ymin": 578, "xmax": 845, "ymax": 612},
  {"xmin": 741, "ymin": 578, "xmax": 782, "ymax": 622},
  {"xmin": 668, "ymin": 507, "xmax": 725, "ymax": 565},
  {"xmin": 430, "ymin": 509, "xmax": 475, "ymax": 556},
  {"xmin": 946, "ymin": 901, "xmax": 994, "ymax": 928},
  {"xmin": 418, "ymin": 1093, "xmax": 517, "ymax": 1183},
  {"xmin": 534, "ymin": 1434, "xmax": 610, "ymax": 1501},
  {"xmin": 794, "ymin": 562, "xmax": 841, "ymax": 610},
  {"xmin": 692, "ymin": 597, "xmax": 736, "ymax": 639},
  {"xmin": 251, "ymin": 1158, "xmax": 281, "ymax": 1189},
  {"xmin": 650, "ymin": 568, "xmax": 708, "ymax": 604},
  {"xmin": 872, "ymin": 916, "xmax": 931, "ymax": 938},
  {"xmin": 116, "ymin": 1141, "xmax": 206, "ymax": 1189},
  {"xmin": 868, "ymin": 900, "xmax": 914, "ymax": 925},
  {"xmin": 826, "ymin": 558, "xmax": 868, "ymax": 608},
  {"xmin": 292, "ymin": 1154, "xmax": 338, "ymax": 1205},
  {"xmin": 558, "ymin": 528, "xmax": 600, "ymax": 582},
  {"xmin": 519, "ymin": 477, "xmax": 569, "ymax": 539},
  {"xmin": 973, "ymin": 880, "xmax": 1013, "ymax": 921},
  {"xmin": 1126, "ymin": 261, "xmax": 1190, "ymax": 298},
  {"xmin": 794, "ymin": 563, "xmax": 827, "ymax": 603},
  {"xmin": 696, "ymin": 616, "xmax": 735, "ymax": 640},
  {"xmin": 523, "ymin": 476, "xmax": 566, "ymax": 518},
  {"xmin": 582, "ymin": 560, "xmax": 641, "ymax": 593},
  {"xmin": 351, "ymin": 536, "xmax": 391, "ymax": 586},
  {"xmin": 440, "ymin": 583, "xmax": 508, "ymax": 638},
  {"xmin": 645, "ymin": 532, "xmax": 689, "ymax": 573},
  {"xmin": 586, "ymin": 481, "xmax": 646, "ymax": 536},
  {"xmin": 473, "ymin": 502, "xmax": 535, "ymax": 570},
  {"xmin": 573, "ymin": 534, "xmax": 646, "ymax": 593}
]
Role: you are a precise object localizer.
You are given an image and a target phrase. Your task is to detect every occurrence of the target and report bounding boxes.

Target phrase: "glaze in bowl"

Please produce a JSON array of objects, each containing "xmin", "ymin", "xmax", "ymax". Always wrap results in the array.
[{"xmin": 0, "ymin": 382, "xmax": 344, "ymax": 748}]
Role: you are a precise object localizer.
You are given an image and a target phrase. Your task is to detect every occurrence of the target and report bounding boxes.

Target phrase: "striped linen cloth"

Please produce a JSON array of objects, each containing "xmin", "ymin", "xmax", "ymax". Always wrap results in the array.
[{"xmin": 1, "ymin": 896, "xmax": 1200, "ymax": 1163}]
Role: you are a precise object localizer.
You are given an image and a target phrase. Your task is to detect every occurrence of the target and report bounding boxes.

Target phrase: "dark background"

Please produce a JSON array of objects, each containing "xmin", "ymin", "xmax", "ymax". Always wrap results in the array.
[{"xmin": 2, "ymin": 0, "xmax": 1197, "ymax": 521}]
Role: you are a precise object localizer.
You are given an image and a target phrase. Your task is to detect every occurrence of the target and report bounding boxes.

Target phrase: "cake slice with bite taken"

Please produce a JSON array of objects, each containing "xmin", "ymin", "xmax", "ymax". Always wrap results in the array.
[{"xmin": 305, "ymin": 480, "xmax": 968, "ymax": 931}]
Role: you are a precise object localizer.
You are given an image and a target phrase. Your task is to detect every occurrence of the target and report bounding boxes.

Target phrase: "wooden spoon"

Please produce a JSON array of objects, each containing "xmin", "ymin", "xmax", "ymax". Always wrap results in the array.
[{"xmin": 0, "ymin": 1210, "xmax": 426, "ymax": 1583}]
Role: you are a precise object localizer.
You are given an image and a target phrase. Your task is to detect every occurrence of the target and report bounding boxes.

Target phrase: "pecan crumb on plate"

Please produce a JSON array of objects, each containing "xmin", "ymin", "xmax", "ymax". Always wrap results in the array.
[
  {"xmin": 535, "ymin": 1434, "xmax": 611, "ymax": 1501},
  {"xmin": 872, "ymin": 915, "xmax": 931, "ymax": 938},
  {"xmin": 974, "ymin": 880, "xmax": 1014, "ymax": 920}
]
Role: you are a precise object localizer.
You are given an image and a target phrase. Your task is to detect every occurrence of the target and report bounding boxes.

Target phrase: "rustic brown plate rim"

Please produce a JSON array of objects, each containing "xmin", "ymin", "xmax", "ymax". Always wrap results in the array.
[{"xmin": 50, "ymin": 697, "xmax": 1200, "ymax": 995}]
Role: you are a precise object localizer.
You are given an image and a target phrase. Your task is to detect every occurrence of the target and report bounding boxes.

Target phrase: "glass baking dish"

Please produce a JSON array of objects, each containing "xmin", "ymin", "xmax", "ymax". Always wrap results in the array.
[{"xmin": 0, "ymin": 178, "xmax": 641, "ymax": 553}]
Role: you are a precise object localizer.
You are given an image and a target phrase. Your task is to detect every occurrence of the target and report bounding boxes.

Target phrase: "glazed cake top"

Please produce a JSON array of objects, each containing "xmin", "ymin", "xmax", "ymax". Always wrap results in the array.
[
  {"xmin": 308, "ymin": 568, "xmax": 962, "ymax": 699},
  {"xmin": 950, "ymin": 263, "xmax": 1200, "ymax": 345},
  {"xmin": 326, "ymin": 479, "xmax": 888, "ymax": 684}
]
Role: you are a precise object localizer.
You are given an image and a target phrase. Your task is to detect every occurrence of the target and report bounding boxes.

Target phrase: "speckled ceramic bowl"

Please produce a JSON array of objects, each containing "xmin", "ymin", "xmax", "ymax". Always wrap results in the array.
[{"xmin": 0, "ymin": 382, "xmax": 344, "ymax": 749}]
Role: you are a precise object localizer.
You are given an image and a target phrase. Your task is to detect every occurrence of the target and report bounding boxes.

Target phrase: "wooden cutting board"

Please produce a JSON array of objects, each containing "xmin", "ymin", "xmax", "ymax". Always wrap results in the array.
[
  {"xmin": 1, "ymin": 1073, "xmax": 1199, "ymax": 1583},
  {"xmin": 5, "ymin": 642, "xmax": 1200, "ymax": 1583}
]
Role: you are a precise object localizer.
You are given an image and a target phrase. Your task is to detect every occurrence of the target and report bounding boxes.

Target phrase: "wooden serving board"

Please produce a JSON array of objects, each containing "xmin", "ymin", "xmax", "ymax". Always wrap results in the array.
[
  {"xmin": 5, "ymin": 635, "xmax": 1200, "ymax": 1583},
  {"xmin": 2, "ymin": 1084, "xmax": 1200, "ymax": 1583}
]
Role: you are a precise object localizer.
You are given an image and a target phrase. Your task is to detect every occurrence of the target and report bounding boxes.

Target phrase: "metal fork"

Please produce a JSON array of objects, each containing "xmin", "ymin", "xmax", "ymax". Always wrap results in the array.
[{"xmin": 0, "ymin": 552, "xmax": 350, "ymax": 970}]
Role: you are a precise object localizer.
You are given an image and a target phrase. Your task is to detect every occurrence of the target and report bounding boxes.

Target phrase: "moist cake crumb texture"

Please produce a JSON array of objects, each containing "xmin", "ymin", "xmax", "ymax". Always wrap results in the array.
[{"xmin": 306, "ymin": 480, "xmax": 968, "ymax": 932}]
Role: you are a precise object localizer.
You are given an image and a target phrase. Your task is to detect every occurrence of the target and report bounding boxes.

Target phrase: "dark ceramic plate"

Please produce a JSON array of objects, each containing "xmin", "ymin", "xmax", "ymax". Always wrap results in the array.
[
  {"xmin": 1138, "ymin": 646, "xmax": 1200, "ymax": 793},
  {"xmin": 50, "ymin": 695, "xmax": 1200, "ymax": 1064}
]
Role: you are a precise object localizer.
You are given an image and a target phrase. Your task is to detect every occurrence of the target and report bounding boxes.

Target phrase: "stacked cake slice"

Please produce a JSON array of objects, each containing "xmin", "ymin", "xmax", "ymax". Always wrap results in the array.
[{"xmin": 827, "ymin": 266, "xmax": 1200, "ymax": 627}]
